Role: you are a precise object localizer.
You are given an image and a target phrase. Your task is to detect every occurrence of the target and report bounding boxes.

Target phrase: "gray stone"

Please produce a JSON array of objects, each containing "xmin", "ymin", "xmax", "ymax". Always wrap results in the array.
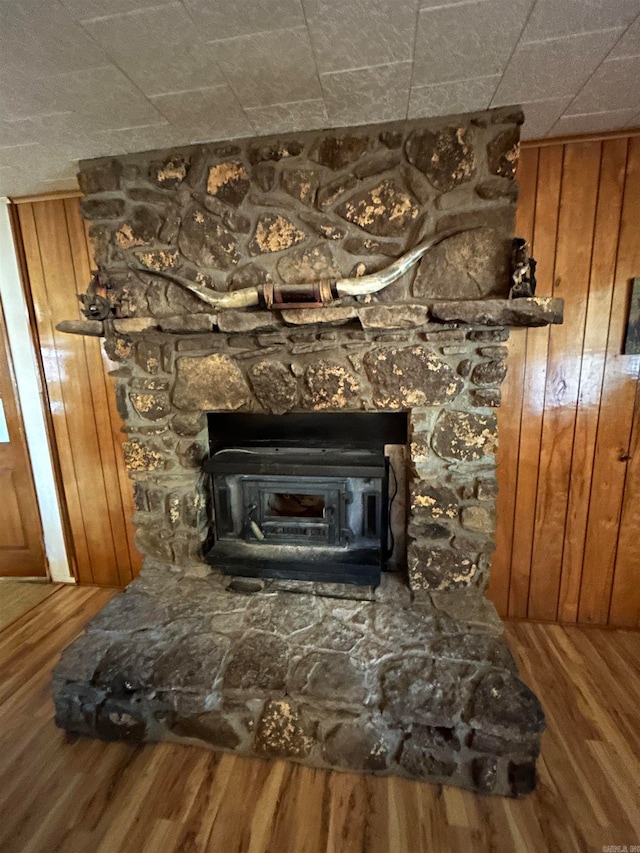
[
  {"xmin": 115, "ymin": 206, "xmax": 162, "ymax": 249},
  {"xmin": 343, "ymin": 237, "xmax": 403, "ymax": 257},
  {"xmin": 408, "ymin": 546, "xmax": 479, "ymax": 590},
  {"xmin": 364, "ymin": 346, "xmax": 463, "ymax": 408},
  {"xmin": 476, "ymin": 178, "xmax": 518, "ymax": 202},
  {"xmin": 171, "ymin": 412, "xmax": 205, "ymax": 437},
  {"xmin": 171, "ymin": 710, "xmax": 240, "ymax": 749},
  {"xmin": 299, "ymin": 213, "xmax": 346, "ymax": 241},
  {"xmin": 469, "ymin": 729, "xmax": 539, "ymax": 757},
  {"xmin": 472, "ymin": 389, "xmax": 501, "ymax": 407},
  {"xmin": 173, "ymin": 353, "xmax": 250, "ymax": 411},
  {"xmin": 317, "ymin": 175, "xmax": 358, "ymax": 211},
  {"xmin": 159, "ymin": 315, "xmax": 217, "ymax": 333},
  {"xmin": 471, "ymin": 757, "xmax": 499, "ymax": 793},
  {"xmin": 228, "ymin": 263, "xmax": 273, "ymax": 291},
  {"xmin": 429, "ymin": 590, "xmax": 503, "ymax": 635},
  {"xmin": 254, "ymin": 700, "xmax": 315, "ymax": 758},
  {"xmin": 129, "ymin": 392, "xmax": 171, "ymax": 421},
  {"xmin": 467, "ymin": 329, "xmax": 509, "ymax": 342},
  {"xmin": 248, "ymin": 361, "xmax": 298, "ymax": 414},
  {"xmin": 409, "ymin": 483, "xmax": 459, "ymax": 519},
  {"xmin": 508, "ymin": 760, "xmax": 537, "ymax": 796},
  {"xmin": 289, "ymin": 652, "xmax": 367, "ymax": 705},
  {"xmin": 461, "ymin": 505, "xmax": 495, "ymax": 533},
  {"xmin": 357, "ymin": 305, "xmax": 430, "ymax": 330},
  {"xmin": 487, "ymin": 128, "xmax": 520, "ymax": 178},
  {"xmin": 123, "ymin": 438, "xmax": 165, "ymax": 472},
  {"xmin": 323, "ymin": 720, "xmax": 397, "ymax": 771},
  {"xmin": 398, "ymin": 726, "xmax": 457, "ymax": 779},
  {"xmin": 304, "ymin": 361, "xmax": 360, "ymax": 410},
  {"xmin": 134, "ymin": 249, "xmax": 179, "ymax": 272},
  {"xmin": 96, "ymin": 697, "xmax": 147, "ymax": 743},
  {"xmin": 206, "ymin": 161, "xmax": 250, "ymax": 206},
  {"xmin": 406, "ymin": 127, "xmax": 475, "ymax": 192},
  {"xmin": 78, "ymin": 160, "xmax": 122, "ymax": 194},
  {"xmin": 248, "ymin": 140, "xmax": 303, "ymax": 164},
  {"xmin": 380, "ymin": 130, "xmax": 403, "ymax": 148},
  {"xmin": 152, "ymin": 634, "xmax": 229, "ymax": 690},
  {"xmin": 222, "ymin": 633, "xmax": 289, "ymax": 692},
  {"xmin": 467, "ymin": 669, "xmax": 546, "ymax": 739},
  {"xmin": 178, "ymin": 206, "xmax": 240, "ymax": 270},
  {"xmin": 149, "ymin": 155, "xmax": 189, "ymax": 189},
  {"xmin": 276, "ymin": 244, "xmax": 341, "ymax": 284},
  {"xmin": 281, "ymin": 168, "xmax": 320, "ymax": 204},
  {"xmin": 413, "ymin": 228, "xmax": 508, "ymax": 300},
  {"xmin": 251, "ymin": 162, "xmax": 276, "ymax": 191},
  {"xmin": 217, "ymin": 311, "xmax": 279, "ymax": 333},
  {"xmin": 381, "ymin": 657, "xmax": 475, "ymax": 726},
  {"xmin": 337, "ymin": 179, "xmax": 419, "ymax": 237},
  {"xmin": 432, "ymin": 410, "xmax": 498, "ymax": 463},
  {"xmin": 431, "ymin": 298, "xmax": 564, "ymax": 327},
  {"xmin": 80, "ymin": 198, "xmax": 125, "ymax": 220},
  {"xmin": 308, "ymin": 135, "xmax": 368, "ymax": 169},
  {"xmin": 249, "ymin": 214, "xmax": 307, "ymax": 255},
  {"xmin": 472, "ymin": 359, "xmax": 507, "ymax": 386}
]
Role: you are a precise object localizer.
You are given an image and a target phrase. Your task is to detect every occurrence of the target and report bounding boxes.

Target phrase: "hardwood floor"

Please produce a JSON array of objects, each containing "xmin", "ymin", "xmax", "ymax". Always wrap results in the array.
[
  {"xmin": 0, "ymin": 587, "xmax": 638, "ymax": 853},
  {"xmin": 0, "ymin": 580, "xmax": 61, "ymax": 631}
]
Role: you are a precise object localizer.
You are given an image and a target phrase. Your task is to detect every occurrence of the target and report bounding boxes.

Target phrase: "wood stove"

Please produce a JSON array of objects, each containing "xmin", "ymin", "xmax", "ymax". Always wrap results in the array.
[{"xmin": 204, "ymin": 412, "xmax": 407, "ymax": 585}]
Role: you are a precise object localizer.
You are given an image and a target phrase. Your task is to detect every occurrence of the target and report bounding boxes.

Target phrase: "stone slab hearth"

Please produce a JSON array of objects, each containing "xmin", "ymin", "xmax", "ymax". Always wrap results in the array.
[{"xmin": 54, "ymin": 562, "xmax": 543, "ymax": 797}]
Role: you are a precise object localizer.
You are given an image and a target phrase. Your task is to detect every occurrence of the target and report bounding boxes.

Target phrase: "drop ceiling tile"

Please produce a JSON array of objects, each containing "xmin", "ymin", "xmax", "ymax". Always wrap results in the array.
[
  {"xmin": 413, "ymin": 0, "xmax": 533, "ymax": 87},
  {"xmin": 245, "ymin": 99, "xmax": 329, "ymax": 135},
  {"xmin": 609, "ymin": 14, "xmax": 640, "ymax": 57},
  {"xmin": 150, "ymin": 85, "xmax": 253, "ymax": 140},
  {"xmin": 0, "ymin": 0, "xmax": 110, "ymax": 77},
  {"xmin": 0, "ymin": 119, "xmax": 40, "ymax": 149},
  {"xmin": 550, "ymin": 108, "xmax": 640, "ymax": 136},
  {"xmin": 183, "ymin": 0, "xmax": 305, "ymax": 41},
  {"xmin": 302, "ymin": 0, "xmax": 418, "ymax": 74},
  {"xmin": 408, "ymin": 75, "xmax": 500, "ymax": 118},
  {"xmin": 522, "ymin": 0, "xmax": 640, "ymax": 41},
  {"xmin": 60, "ymin": 0, "xmax": 173, "ymax": 21},
  {"xmin": 567, "ymin": 56, "xmax": 640, "ymax": 114},
  {"xmin": 211, "ymin": 28, "xmax": 322, "ymax": 108},
  {"xmin": 81, "ymin": 4, "xmax": 226, "ymax": 97},
  {"xmin": 519, "ymin": 97, "xmax": 573, "ymax": 139},
  {"xmin": 36, "ymin": 67, "xmax": 164, "ymax": 130},
  {"xmin": 320, "ymin": 62, "xmax": 412, "ymax": 125},
  {"xmin": 492, "ymin": 28, "xmax": 624, "ymax": 104},
  {"xmin": 94, "ymin": 123, "xmax": 195, "ymax": 155}
]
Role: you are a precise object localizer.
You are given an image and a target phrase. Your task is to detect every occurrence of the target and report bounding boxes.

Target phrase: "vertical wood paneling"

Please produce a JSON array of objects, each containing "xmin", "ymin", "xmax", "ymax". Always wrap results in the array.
[
  {"xmin": 506, "ymin": 144, "xmax": 563, "ymax": 618},
  {"xmin": 15, "ymin": 196, "xmax": 141, "ymax": 587},
  {"xmin": 491, "ymin": 134, "xmax": 640, "ymax": 627},
  {"xmin": 527, "ymin": 141, "xmax": 602, "ymax": 621}
]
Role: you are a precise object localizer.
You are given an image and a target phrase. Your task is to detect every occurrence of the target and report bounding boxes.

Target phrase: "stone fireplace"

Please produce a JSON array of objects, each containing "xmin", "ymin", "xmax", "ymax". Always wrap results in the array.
[{"xmin": 52, "ymin": 107, "xmax": 561, "ymax": 796}]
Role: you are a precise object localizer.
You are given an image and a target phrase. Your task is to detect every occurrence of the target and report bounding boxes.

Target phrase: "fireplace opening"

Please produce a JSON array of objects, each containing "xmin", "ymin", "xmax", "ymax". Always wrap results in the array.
[{"xmin": 203, "ymin": 412, "xmax": 408, "ymax": 586}]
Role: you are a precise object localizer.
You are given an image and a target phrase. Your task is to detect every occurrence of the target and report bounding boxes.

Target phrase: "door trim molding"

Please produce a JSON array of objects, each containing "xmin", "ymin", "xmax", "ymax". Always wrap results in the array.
[{"xmin": 0, "ymin": 199, "xmax": 73, "ymax": 583}]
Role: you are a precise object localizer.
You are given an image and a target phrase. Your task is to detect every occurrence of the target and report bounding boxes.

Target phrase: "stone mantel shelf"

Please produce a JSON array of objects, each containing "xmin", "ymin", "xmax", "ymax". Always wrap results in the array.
[{"xmin": 59, "ymin": 297, "xmax": 564, "ymax": 338}]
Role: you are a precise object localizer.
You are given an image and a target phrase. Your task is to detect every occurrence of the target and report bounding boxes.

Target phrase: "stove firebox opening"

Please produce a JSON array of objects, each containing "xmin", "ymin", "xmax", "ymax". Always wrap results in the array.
[{"xmin": 204, "ymin": 412, "xmax": 408, "ymax": 586}]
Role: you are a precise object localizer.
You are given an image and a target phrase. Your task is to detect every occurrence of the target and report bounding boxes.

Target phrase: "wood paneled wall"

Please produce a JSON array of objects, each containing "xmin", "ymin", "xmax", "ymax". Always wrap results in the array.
[
  {"xmin": 489, "ymin": 137, "xmax": 640, "ymax": 628},
  {"xmin": 15, "ymin": 196, "xmax": 141, "ymax": 586}
]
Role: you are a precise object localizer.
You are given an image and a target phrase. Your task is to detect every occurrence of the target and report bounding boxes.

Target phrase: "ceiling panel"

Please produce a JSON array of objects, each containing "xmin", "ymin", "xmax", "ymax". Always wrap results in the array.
[{"xmin": 1, "ymin": 0, "xmax": 640, "ymax": 197}]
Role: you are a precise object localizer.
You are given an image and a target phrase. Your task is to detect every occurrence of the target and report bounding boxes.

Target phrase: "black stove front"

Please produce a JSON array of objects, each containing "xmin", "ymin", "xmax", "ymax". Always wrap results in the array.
[{"xmin": 204, "ymin": 413, "xmax": 407, "ymax": 586}]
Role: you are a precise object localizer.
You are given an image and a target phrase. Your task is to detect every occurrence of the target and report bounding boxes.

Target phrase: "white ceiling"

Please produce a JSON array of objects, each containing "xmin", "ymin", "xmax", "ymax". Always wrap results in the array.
[{"xmin": 1, "ymin": 0, "xmax": 640, "ymax": 198}]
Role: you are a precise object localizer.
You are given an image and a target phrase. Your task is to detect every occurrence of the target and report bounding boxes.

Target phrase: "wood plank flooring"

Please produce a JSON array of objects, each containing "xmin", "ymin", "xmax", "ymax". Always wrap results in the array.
[
  {"xmin": 0, "ymin": 580, "xmax": 61, "ymax": 631},
  {"xmin": 0, "ymin": 586, "xmax": 638, "ymax": 853}
]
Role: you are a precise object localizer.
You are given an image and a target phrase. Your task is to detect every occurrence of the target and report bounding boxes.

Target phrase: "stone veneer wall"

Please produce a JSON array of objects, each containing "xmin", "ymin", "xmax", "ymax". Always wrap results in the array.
[{"xmin": 73, "ymin": 107, "xmax": 556, "ymax": 592}]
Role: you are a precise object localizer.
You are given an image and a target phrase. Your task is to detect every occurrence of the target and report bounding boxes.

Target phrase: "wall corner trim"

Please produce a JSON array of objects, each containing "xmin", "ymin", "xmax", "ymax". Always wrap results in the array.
[{"xmin": 0, "ymin": 198, "xmax": 74, "ymax": 583}]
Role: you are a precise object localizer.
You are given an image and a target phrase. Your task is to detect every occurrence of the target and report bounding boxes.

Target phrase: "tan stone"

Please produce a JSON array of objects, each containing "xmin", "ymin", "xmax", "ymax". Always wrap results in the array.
[{"xmin": 173, "ymin": 353, "xmax": 249, "ymax": 411}]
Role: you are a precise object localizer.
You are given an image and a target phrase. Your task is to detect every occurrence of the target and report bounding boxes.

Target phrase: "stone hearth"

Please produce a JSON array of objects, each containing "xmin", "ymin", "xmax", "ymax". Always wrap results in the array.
[{"xmin": 53, "ymin": 107, "xmax": 559, "ymax": 795}]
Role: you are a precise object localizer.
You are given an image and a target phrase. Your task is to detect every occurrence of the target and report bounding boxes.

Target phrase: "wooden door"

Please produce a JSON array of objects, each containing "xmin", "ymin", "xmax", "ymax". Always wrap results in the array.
[
  {"xmin": 14, "ymin": 195, "xmax": 142, "ymax": 587},
  {"xmin": 0, "ymin": 298, "xmax": 47, "ymax": 577}
]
